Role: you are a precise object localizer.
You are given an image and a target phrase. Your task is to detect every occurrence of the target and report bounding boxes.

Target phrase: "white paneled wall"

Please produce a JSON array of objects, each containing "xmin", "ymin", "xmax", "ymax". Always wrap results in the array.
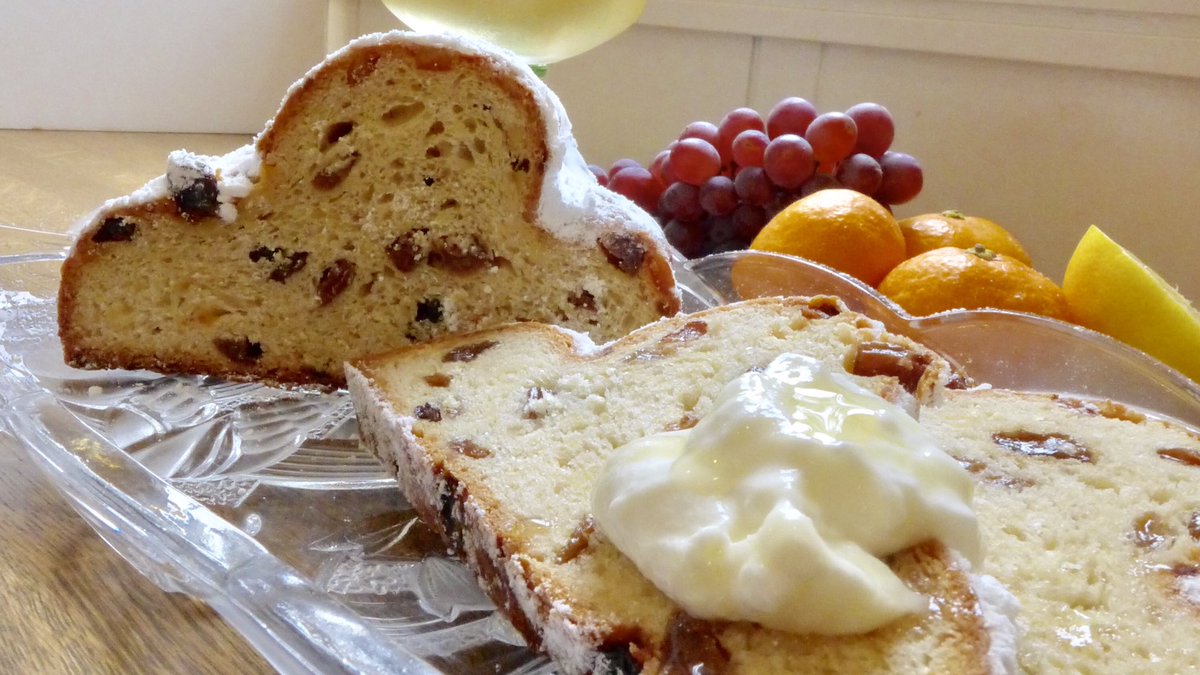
[
  {"xmin": 3, "ymin": 1, "xmax": 1196, "ymax": 299},
  {"xmin": 0, "ymin": 1, "xmax": 329, "ymax": 133}
]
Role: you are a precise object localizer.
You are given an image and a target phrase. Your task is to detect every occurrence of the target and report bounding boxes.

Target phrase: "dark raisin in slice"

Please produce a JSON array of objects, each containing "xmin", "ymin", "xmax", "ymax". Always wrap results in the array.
[
  {"xmin": 251, "ymin": 246, "xmax": 309, "ymax": 282},
  {"xmin": 414, "ymin": 403, "xmax": 442, "ymax": 422},
  {"xmin": 313, "ymin": 152, "xmax": 361, "ymax": 190},
  {"xmin": 598, "ymin": 232, "xmax": 646, "ymax": 275},
  {"xmin": 1131, "ymin": 512, "xmax": 1174, "ymax": 549},
  {"xmin": 1157, "ymin": 447, "xmax": 1200, "ymax": 467},
  {"xmin": 269, "ymin": 251, "xmax": 309, "ymax": 282},
  {"xmin": 661, "ymin": 320, "xmax": 708, "ymax": 344},
  {"xmin": 661, "ymin": 612, "xmax": 731, "ymax": 675},
  {"xmin": 317, "ymin": 259, "xmax": 356, "ymax": 305},
  {"xmin": 437, "ymin": 472, "xmax": 464, "ymax": 554},
  {"xmin": 523, "ymin": 386, "xmax": 547, "ymax": 420},
  {"xmin": 415, "ymin": 298, "xmax": 443, "ymax": 323},
  {"xmin": 428, "ymin": 234, "xmax": 495, "ymax": 274},
  {"xmin": 386, "ymin": 228, "xmax": 429, "ymax": 272},
  {"xmin": 213, "ymin": 336, "xmax": 263, "ymax": 364},
  {"xmin": 172, "ymin": 173, "xmax": 221, "ymax": 221},
  {"xmin": 851, "ymin": 342, "xmax": 933, "ymax": 395},
  {"xmin": 595, "ymin": 644, "xmax": 639, "ymax": 675},
  {"xmin": 443, "ymin": 340, "xmax": 498, "ymax": 363},
  {"xmin": 91, "ymin": 217, "xmax": 137, "ymax": 243},
  {"xmin": 992, "ymin": 431, "xmax": 1093, "ymax": 462},
  {"xmin": 664, "ymin": 413, "xmax": 700, "ymax": 431},
  {"xmin": 568, "ymin": 290, "xmax": 597, "ymax": 311},
  {"xmin": 249, "ymin": 246, "xmax": 278, "ymax": 262},
  {"xmin": 423, "ymin": 373, "xmax": 452, "ymax": 388},
  {"xmin": 449, "ymin": 439, "xmax": 490, "ymax": 459},
  {"xmin": 556, "ymin": 516, "xmax": 596, "ymax": 564}
]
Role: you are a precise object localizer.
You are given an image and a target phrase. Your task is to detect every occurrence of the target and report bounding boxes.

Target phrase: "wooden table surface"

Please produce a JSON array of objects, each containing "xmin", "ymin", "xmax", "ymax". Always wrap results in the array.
[{"xmin": 0, "ymin": 129, "xmax": 273, "ymax": 674}]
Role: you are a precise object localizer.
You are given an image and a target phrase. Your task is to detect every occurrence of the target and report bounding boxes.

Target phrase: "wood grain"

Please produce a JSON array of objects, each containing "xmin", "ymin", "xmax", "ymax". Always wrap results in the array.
[{"xmin": 0, "ymin": 130, "xmax": 271, "ymax": 674}]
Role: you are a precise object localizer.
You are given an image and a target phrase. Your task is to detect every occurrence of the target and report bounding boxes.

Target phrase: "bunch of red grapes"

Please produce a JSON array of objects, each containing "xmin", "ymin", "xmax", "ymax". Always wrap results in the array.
[{"xmin": 590, "ymin": 98, "xmax": 923, "ymax": 259}]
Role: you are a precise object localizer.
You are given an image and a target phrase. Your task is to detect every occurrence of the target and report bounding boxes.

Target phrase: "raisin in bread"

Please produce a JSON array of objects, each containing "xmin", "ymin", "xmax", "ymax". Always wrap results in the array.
[
  {"xmin": 923, "ymin": 389, "xmax": 1200, "ymax": 673},
  {"xmin": 58, "ymin": 31, "xmax": 678, "ymax": 388},
  {"xmin": 347, "ymin": 296, "xmax": 1018, "ymax": 674}
]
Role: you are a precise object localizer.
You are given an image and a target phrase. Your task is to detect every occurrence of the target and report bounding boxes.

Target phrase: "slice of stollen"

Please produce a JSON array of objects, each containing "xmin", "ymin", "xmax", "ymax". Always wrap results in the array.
[
  {"xmin": 58, "ymin": 31, "xmax": 678, "ymax": 388},
  {"xmin": 348, "ymin": 296, "xmax": 1013, "ymax": 674}
]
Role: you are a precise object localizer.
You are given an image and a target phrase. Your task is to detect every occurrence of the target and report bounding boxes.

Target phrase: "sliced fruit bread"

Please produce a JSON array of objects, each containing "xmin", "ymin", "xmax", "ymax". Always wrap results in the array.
[{"xmin": 347, "ymin": 296, "xmax": 1014, "ymax": 674}]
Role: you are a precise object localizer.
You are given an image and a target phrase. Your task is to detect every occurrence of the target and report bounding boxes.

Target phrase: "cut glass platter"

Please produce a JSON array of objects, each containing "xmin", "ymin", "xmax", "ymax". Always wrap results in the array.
[{"xmin": 3, "ymin": 225, "xmax": 1199, "ymax": 674}]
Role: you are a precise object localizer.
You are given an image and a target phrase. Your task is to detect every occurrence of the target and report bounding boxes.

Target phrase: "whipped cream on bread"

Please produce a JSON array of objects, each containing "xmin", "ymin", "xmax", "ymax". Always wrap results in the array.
[{"xmin": 593, "ymin": 353, "xmax": 982, "ymax": 635}]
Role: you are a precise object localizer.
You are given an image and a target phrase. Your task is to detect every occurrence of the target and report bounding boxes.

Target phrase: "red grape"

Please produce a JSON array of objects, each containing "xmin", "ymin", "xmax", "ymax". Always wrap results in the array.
[
  {"xmin": 763, "ymin": 134, "xmax": 816, "ymax": 190},
  {"xmin": 875, "ymin": 151, "xmax": 923, "ymax": 205},
  {"xmin": 670, "ymin": 138, "xmax": 722, "ymax": 186},
  {"xmin": 716, "ymin": 108, "xmax": 766, "ymax": 165},
  {"xmin": 805, "ymin": 112, "xmax": 858, "ymax": 165},
  {"xmin": 699, "ymin": 175, "xmax": 738, "ymax": 216},
  {"xmin": 732, "ymin": 204, "xmax": 768, "ymax": 241},
  {"xmin": 608, "ymin": 166, "xmax": 661, "ymax": 213},
  {"xmin": 798, "ymin": 173, "xmax": 843, "ymax": 198},
  {"xmin": 587, "ymin": 164, "xmax": 608, "ymax": 187},
  {"xmin": 679, "ymin": 120, "xmax": 720, "ymax": 146},
  {"xmin": 661, "ymin": 181, "xmax": 705, "ymax": 222},
  {"xmin": 708, "ymin": 214, "xmax": 737, "ymax": 244},
  {"xmin": 845, "ymin": 102, "xmax": 894, "ymax": 158},
  {"xmin": 767, "ymin": 189, "xmax": 799, "ymax": 220},
  {"xmin": 663, "ymin": 219, "xmax": 707, "ymax": 258},
  {"xmin": 649, "ymin": 149, "xmax": 672, "ymax": 185},
  {"xmin": 835, "ymin": 153, "xmax": 883, "ymax": 195},
  {"xmin": 731, "ymin": 129, "xmax": 769, "ymax": 168},
  {"xmin": 733, "ymin": 166, "xmax": 773, "ymax": 206},
  {"xmin": 608, "ymin": 158, "xmax": 641, "ymax": 180},
  {"xmin": 767, "ymin": 97, "xmax": 818, "ymax": 138}
]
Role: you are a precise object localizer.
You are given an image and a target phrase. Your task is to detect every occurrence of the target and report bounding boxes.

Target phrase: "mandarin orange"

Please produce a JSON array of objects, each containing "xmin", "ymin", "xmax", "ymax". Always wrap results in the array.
[
  {"xmin": 750, "ymin": 189, "xmax": 905, "ymax": 286},
  {"xmin": 877, "ymin": 244, "xmax": 1070, "ymax": 319},
  {"xmin": 897, "ymin": 210, "xmax": 1032, "ymax": 266}
]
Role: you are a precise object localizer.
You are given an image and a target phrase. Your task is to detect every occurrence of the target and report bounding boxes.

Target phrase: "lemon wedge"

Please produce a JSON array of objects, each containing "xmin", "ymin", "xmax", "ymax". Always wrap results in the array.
[{"xmin": 1063, "ymin": 225, "xmax": 1200, "ymax": 382}]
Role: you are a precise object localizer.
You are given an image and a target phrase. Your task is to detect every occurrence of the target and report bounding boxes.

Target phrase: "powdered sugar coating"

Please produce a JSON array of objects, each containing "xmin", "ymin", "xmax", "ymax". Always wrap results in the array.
[{"xmin": 969, "ymin": 572, "xmax": 1021, "ymax": 675}]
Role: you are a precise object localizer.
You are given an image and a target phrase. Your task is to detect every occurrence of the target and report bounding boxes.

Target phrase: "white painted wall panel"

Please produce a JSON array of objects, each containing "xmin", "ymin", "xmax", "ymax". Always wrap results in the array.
[{"xmin": 0, "ymin": 1, "xmax": 329, "ymax": 133}]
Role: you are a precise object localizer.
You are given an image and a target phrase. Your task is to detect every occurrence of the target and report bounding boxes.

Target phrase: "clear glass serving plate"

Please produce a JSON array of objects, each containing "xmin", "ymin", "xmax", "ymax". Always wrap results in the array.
[{"xmin": 3, "ymin": 226, "xmax": 1199, "ymax": 674}]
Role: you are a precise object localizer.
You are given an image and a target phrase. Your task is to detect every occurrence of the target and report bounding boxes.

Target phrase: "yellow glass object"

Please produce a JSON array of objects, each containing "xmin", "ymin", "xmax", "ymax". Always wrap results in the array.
[{"xmin": 382, "ymin": 0, "xmax": 647, "ymax": 65}]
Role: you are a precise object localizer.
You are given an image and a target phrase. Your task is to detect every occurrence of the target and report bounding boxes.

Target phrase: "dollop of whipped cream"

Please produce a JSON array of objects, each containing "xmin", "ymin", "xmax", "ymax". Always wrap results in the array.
[{"xmin": 592, "ymin": 353, "xmax": 981, "ymax": 635}]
